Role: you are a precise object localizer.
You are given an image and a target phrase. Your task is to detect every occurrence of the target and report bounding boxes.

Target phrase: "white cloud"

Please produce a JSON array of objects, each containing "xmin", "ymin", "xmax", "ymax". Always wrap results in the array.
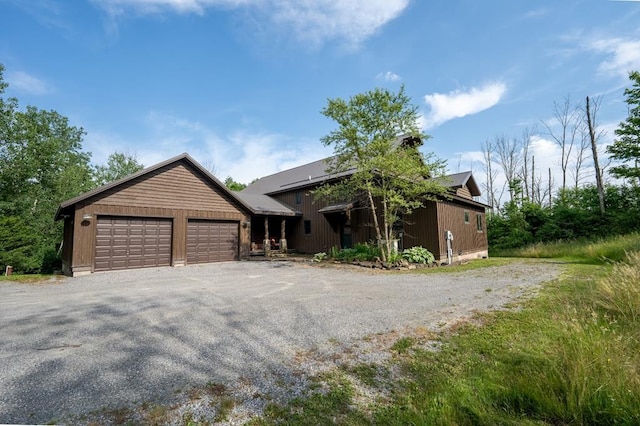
[
  {"xmin": 93, "ymin": 0, "xmax": 410, "ymax": 47},
  {"xmin": 6, "ymin": 71, "xmax": 54, "ymax": 95},
  {"xmin": 376, "ymin": 71, "xmax": 401, "ymax": 82},
  {"xmin": 588, "ymin": 37, "xmax": 640, "ymax": 78},
  {"xmin": 422, "ymin": 82, "xmax": 507, "ymax": 129},
  {"xmin": 87, "ymin": 111, "xmax": 333, "ymax": 184}
]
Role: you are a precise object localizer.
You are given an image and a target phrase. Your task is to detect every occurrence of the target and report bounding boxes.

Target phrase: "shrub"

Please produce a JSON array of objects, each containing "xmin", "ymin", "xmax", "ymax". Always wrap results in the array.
[
  {"xmin": 402, "ymin": 246, "xmax": 435, "ymax": 264},
  {"xmin": 331, "ymin": 243, "xmax": 381, "ymax": 262},
  {"xmin": 313, "ymin": 252, "xmax": 327, "ymax": 262}
]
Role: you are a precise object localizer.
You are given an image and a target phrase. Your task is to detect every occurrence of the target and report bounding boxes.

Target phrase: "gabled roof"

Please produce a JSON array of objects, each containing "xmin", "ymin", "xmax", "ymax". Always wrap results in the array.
[
  {"xmin": 438, "ymin": 171, "xmax": 481, "ymax": 197},
  {"xmin": 241, "ymin": 156, "xmax": 351, "ymax": 195},
  {"xmin": 55, "ymin": 153, "xmax": 254, "ymax": 220},
  {"xmin": 233, "ymin": 192, "xmax": 301, "ymax": 216},
  {"xmin": 242, "ymin": 135, "xmax": 422, "ymax": 196}
]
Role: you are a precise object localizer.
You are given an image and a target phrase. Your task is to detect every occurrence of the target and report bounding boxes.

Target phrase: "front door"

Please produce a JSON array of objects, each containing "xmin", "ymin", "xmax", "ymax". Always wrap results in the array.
[{"xmin": 340, "ymin": 221, "xmax": 352, "ymax": 249}]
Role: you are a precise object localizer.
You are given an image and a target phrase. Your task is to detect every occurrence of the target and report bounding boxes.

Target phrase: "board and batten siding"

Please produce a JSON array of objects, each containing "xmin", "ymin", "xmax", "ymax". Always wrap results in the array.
[
  {"xmin": 404, "ymin": 201, "xmax": 441, "ymax": 257},
  {"xmin": 272, "ymin": 189, "xmax": 374, "ymax": 253},
  {"xmin": 65, "ymin": 160, "xmax": 250, "ymax": 275},
  {"xmin": 435, "ymin": 200, "xmax": 487, "ymax": 260}
]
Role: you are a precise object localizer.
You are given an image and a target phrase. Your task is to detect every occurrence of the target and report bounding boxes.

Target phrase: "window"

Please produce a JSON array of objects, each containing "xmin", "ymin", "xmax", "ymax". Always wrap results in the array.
[
  {"xmin": 304, "ymin": 220, "xmax": 311, "ymax": 235},
  {"xmin": 295, "ymin": 191, "xmax": 302, "ymax": 205},
  {"xmin": 464, "ymin": 210, "xmax": 470, "ymax": 224},
  {"xmin": 476, "ymin": 214, "xmax": 483, "ymax": 232}
]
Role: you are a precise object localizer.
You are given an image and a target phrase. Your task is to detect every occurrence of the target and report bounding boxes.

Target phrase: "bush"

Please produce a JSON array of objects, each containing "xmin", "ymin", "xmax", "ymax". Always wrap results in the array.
[
  {"xmin": 331, "ymin": 243, "xmax": 381, "ymax": 262},
  {"xmin": 402, "ymin": 246, "xmax": 435, "ymax": 264}
]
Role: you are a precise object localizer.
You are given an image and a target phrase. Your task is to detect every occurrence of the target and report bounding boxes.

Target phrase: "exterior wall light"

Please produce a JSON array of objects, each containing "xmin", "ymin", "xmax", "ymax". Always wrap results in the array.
[{"xmin": 82, "ymin": 213, "xmax": 93, "ymax": 221}]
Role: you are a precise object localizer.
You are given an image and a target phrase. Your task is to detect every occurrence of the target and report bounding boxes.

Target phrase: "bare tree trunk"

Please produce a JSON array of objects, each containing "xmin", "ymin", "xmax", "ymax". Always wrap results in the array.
[
  {"xmin": 482, "ymin": 139, "xmax": 497, "ymax": 213},
  {"xmin": 520, "ymin": 126, "xmax": 536, "ymax": 200},
  {"xmin": 531, "ymin": 155, "xmax": 537, "ymax": 204},
  {"xmin": 586, "ymin": 96, "xmax": 606, "ymax": 215},
  {"xmin": 571, "ymin": 130, "xmax": 591, "ymax": 189},
  {"xmin": 495, "ymin": 134, "xmax": 522, "ymax": 201},
  {"xmin": 542, "ymin": 95, "xmax": 580, "ymax": 196},
  {"xmin": 548, "ymin": 168, "xmax": 553, "ymax": 206}
]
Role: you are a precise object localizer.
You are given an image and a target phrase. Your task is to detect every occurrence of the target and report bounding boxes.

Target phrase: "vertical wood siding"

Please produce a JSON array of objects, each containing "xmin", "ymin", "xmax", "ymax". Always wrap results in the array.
[
  {"xmin": 435, "ymin": 201, "xmax": 487, "ymax": 260},
  {"xmin": 404, "ymin": 202, "xmax": 441, "ymax": 256}
]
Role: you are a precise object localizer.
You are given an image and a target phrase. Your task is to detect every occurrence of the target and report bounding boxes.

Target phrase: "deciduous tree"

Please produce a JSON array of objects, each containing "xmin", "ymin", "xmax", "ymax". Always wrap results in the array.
[
  {"xmin": 608, "ymin": 71, "xmax": 640, "ymax": 183},
  {"xmin": 0, "ymin": 64, "xmax": 93, "ymax": 273},
  {"xmin": 316, "ymin": 86, "xmax": 447, "ymax": 261},
  {"xmin": 93, "ymin": 151, "xmax": 144, "ymax": 187}
]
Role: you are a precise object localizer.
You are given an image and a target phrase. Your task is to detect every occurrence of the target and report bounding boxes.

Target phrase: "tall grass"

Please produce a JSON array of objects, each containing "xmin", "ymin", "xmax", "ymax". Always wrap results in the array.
[
  {"xmin": 374, "ymin": 251, "xmax": 640, "ymax": 425},
  {"xmin": 494, "ymin": 232, "xmax": 640, "ymax": 263}
]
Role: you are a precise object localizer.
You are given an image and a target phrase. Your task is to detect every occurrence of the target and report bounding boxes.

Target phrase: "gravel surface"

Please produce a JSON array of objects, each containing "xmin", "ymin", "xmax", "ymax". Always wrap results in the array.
[{"xmin": 0, "ymin": 260, "xmax": 560, "ymax": 424}]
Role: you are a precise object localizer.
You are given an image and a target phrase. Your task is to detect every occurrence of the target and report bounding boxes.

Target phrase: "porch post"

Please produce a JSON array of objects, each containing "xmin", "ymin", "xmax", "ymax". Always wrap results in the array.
[
  {"xmin": 280, "ymin": 218, "xmax": 287, "ymax": 253},
  {"xmin": 263, "ymin": 217, "xmax": 271, "ymax": 256}
]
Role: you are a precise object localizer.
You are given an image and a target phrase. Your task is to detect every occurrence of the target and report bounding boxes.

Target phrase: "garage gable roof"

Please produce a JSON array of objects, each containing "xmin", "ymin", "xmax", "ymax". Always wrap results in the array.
[{"xmin": 55, "ymin": 153, "xmax": 254, "ymax": 220}]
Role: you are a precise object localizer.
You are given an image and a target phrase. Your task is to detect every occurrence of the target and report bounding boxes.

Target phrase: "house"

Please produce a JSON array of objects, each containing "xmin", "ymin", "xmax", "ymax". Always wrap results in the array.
[
  {"xmin": 56, "ymin": 145, "xmax": 489, "ymax": 276},
  {"xmin": 237, "ymin": 152, "xmax": 489, "ymax": 262}
]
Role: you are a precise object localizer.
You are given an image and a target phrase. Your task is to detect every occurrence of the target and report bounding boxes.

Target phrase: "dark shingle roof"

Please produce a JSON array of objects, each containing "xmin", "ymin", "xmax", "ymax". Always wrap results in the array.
[
  {"xmin": 438, "ymin": 171, "xmax": 481, "ymax": 196},
  {"xmin": 241, "ymin": 135, "xmax": 424, "ymax": 196},
  {"xmin": 233, "ymin": 193, "xmax": 301, "ymax": 216},
  {"xmin": 241, "ymin": 156, "xmax": 353, "ymax": 195}
]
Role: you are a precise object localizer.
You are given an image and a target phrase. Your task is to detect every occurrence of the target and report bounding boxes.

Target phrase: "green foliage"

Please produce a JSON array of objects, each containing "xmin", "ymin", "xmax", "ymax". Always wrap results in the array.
[
  {"xmin": 608, "ymin": 70, "xmax": 640, "ymax": 182},
  {"xmin": 317, "ymin": 86, "xmax": 447, "ymax": 262},
  {"xmin": 93, "ymin": 151, "xmax": 144, "ymax": 187},
  {"xmin": 312, "ymin": 252, "xmax": 327, "ymax": 262},
  {"xmin": 391, "ymin": 337, "xmax": 415, "ymax": 353},
  {"xmin": 330, "ymin": 242, "xmax": 381, "ymax": 262},
  {"xmin": 489, "ymin": 185, "xmax": 640, "ymax": 253},
  {"xmin": 501, "ymin": 233, "xmax": 640, "ymax": 263},
  {"xmin": 223, "ymin": 176, "xmax": 247, "ymax": 191},
  {"xmin": 0, "ymin": 63, "xmax": 93, "ymax": 273},
  {"xmin": 402, "ymin": 246, "xmax": 435, "ymax": 264}
]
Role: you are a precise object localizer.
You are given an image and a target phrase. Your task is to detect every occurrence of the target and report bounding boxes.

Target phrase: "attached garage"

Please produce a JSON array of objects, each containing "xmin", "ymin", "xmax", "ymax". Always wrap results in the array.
[
  {"xmin": 95, "ymin": 216, "xmax": 173, "ymax": 271},
  {"xmin": 56, "ymin": 153, "xmax": 253, "ymax": 276},
  {"xmin": 186, "ymin": 220, "xmax": 238, "ymax": 264}
]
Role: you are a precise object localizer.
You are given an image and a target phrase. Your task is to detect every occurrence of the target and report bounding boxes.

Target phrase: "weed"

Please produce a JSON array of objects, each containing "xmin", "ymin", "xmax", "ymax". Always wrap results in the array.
[
  {"xmin": 214, "ymin": 397, "xmax": 235, "ymax": 422},
  {"xmin": 391, "ymin": 337, "xmax": 414, "ymax": 353}
]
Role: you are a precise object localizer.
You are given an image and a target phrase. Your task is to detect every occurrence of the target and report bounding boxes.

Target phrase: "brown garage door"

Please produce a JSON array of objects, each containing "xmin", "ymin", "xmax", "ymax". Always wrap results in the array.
[
  {"xmin": 187, "ymin": 220, "xmax": 238, "ymax": 264},
  {"xmin": 95, "ymin": 216, "xmax": 172, "ymax": 272}
]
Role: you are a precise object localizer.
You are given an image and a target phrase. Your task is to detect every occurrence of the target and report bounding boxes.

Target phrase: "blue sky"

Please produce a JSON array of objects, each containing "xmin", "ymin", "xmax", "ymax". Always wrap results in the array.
[{"xmin": 1, "ymin": 0, "xmax": 639, "ymax": 200}]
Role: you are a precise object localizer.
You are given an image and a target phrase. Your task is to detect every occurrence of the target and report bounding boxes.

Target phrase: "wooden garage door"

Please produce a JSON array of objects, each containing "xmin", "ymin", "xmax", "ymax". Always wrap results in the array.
[
  {"xmin": 187, "ymin": 220, "xmax": 238, "ymax": 264},
  {"xmin": 95, "ymin": 216, "xmax": 172, "ymax": 272}
]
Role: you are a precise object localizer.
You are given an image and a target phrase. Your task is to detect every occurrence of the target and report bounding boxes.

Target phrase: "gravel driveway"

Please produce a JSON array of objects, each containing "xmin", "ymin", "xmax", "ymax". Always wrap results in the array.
[{"xmin": 0, "ymin": 260, "xmax": 560, "ymax": 424}]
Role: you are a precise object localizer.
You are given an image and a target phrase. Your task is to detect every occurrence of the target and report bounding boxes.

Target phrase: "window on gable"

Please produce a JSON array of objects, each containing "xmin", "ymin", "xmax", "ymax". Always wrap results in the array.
[
  {"xmin": 476, "ymin": 214, "xmax": 483, "ymax": 232},
  {"xmin": 304, "ymin": 220, "xmax": 311, "ymax": 235},
  {"xmin": 295, "ymin": 191, "xmax": 302, "ymax": 205},
  {"xmin": 464, "ymin": 210, "xmax": 470, "ymax": 224}
]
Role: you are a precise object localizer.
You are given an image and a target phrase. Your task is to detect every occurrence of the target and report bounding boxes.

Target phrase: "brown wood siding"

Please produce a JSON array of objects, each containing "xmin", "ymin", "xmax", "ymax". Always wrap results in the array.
[
  {"xmin": 88, "ymin": 162, "xmax": 243, "ymax": 213},
  {"xmin": 404, "ymin": 201, "xmax": 441, "ymax": 256},
  {"xmin": 61, "ymin": 217, "xmax": 74, "ymax": 275},
  {"xmin": 186, "ymin": 220, "xmax": 238, "ymax": 263},
  {"xmin": 68, "ymin": 161, "xmax": 250, "ymax": 274},
  {"xmin": 456, "ymin": 186, "xmax": 472, "ymax": 199},
  {"xmin": 435, "ymin": 201, "xmax": 487, "ymax": 260},
  {"xmin": 272, "ymin": 190, "xmax": 375, "ymax": 253},
  {"xmin": 95, "ymin": 216, "xmax": 172, "ymax": 271}
]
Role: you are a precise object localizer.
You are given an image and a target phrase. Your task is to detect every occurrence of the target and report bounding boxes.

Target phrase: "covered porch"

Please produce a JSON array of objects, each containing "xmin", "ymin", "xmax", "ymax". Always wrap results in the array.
[
  {"xmin": 249, "ymin": 215, "xmax": 300, "ymax": 256},
  {"xmin": 233, "ymin": 192, "xmax": 301, "ymax": 257}
]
